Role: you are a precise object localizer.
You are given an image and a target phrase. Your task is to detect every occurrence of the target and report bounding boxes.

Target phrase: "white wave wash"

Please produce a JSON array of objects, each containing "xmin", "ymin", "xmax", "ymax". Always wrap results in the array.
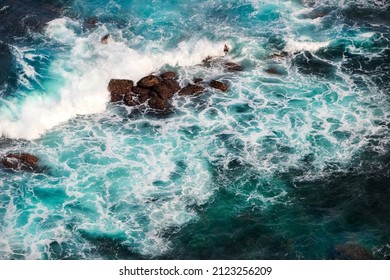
[
  {"xmin": 0, "ymin": 17, "xmax": 226, "ymax": 140},
  {"xmin": 285, "ymin": 38, "xmax": 330, "ymax": 53}
]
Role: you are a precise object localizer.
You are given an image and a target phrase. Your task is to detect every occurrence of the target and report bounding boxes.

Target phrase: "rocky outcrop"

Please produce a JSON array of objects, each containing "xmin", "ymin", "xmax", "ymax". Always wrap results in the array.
[
  {"xmin": 210, "ymin": 80, "xmax": 228, "ymax": 92},
  {"xmin": 225, "ymin": 62, "xmax": 243, "ymax": 71},
  {"xmin": 179, "ymin": 84, "xmax": 205, "ymax": 96},
  {"xmin": 1, "ymin": 153, "xmax": 40, "ymax": 172},
  {"xmin": 335, "ymin": 244, "xmax": 374, "ymax": 260},
  {"xmin": 108, "ymin": 79, "xmax": 134, "ymax": 102},
  {"xmin": 137, "ymin": 75, "xmax": 162, "ymax": 88}
]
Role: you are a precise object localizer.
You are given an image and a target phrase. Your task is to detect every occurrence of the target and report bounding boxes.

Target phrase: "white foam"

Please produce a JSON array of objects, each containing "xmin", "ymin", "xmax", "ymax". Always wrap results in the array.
[{"xmin": 285, "ymin": 38, "xmax": 330, "ymax": 53}]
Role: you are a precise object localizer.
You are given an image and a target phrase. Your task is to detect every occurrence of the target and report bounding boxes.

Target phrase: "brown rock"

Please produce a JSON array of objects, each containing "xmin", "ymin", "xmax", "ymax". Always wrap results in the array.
[
  {"xmin": 335, "ymin": 244, "xmax": 374, "ymax": 260},
  {"xmin": 225, "ymin": 62, "xmax": 244, "ymax": 71},
  {"xmin": 210, "ymin": 80, "xmax": 228, "ymax": 92},
  {"xmin": 137, "ymin": 75, "xmax": 162, "ymax": 88},
  {"xmin": 149, "ymin": 97, "xmax": 169, "ymax": 111},
  {"xmin": 2, "ymin": 153, "xmax": 39, "ymax": 171},
  {"xmin": 179, "ymin": 84, "xmax": 205, "ymax": 96},
  {"xmin": 108, "ymin": 79, "xmax": 134, "ymax": 102},
  {"xmin": 132, "ymin": 86, "xmax": 150, "ymax": 95},
  {"xmin": 160, "ymin": 71, "xmax": 177, "ymax": 80},
  {"xmin": 265, "ymin": 67, "xmax": 281, "ymax": 75},
  {"xmin": 124, "ymin": 92, "xmax": 136, "ymax": 106},
  {"xmin": 153, "ymin": 79, "xmax": 181, "ymax": 100}
]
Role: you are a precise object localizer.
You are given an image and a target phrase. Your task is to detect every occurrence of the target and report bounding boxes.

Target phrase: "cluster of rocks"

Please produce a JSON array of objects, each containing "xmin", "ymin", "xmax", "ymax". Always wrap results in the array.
[
  {"xmin": 107, "ymin": 71, "xmax": 229, "ymax": 112},
  {"xmin": 1, "ymin": 153, "xmax": 40, "ymax": 172}
]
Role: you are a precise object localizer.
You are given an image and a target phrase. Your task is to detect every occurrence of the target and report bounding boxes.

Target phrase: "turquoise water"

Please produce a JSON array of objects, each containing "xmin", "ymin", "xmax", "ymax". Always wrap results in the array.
[{"xmin": 0, "ymin": 0, "xmax": 389, "ymax": 259}]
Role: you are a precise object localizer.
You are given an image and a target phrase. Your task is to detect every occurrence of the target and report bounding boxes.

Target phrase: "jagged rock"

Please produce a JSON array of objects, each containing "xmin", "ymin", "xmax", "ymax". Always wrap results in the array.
[
  {"xmin": 179, "ymin": 84, "xmax": 205, "ymax": 96},
  {"xmin": 225, "ymin": 62, "xmax": 244, "ymax": 71},
  {"xmin": 1, "ymin": 153, "xmax": 39, "ymax": 172},
  {"xmin": 210, "ymin": 80, "xmax": 228, "ymax": 92},
  {"xmin": 153, "ymin": 79, "xmax": 181, "ymax": 100},
  {"xmin": 108, "ymin": 79, "xmax": 133, "ymax": 102},
  {"xmin": 101, "ymin": 34, "xmax": 110, "ymax": 44},
  {"xmin": 160, "ymin": 71, "xmax": 177, "ymax": 80},
  {"xmin": 137, "ymin": 75, "xmax": 162, "ymax": 88},
  {"xmin": 335, "ymin": 244, "xmax": 374, "ymax": 260}
]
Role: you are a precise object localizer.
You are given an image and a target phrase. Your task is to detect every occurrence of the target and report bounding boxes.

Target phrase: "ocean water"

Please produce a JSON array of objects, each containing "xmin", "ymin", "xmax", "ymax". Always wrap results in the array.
[{"xmin": 0, "ymin": 0, "xmax": 389, "ymax": 259}]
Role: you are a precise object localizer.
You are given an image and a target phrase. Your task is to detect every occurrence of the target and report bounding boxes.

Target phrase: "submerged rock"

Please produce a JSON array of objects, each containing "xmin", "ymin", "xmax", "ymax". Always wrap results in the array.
[
  {"xmin": 86, "ymin": 17, "xmax": 98, "ymax": 28},
  {"xmin": 108, "ymin": 79, "xmax": 134, "ymax": 102},
  {"xmin": 225, "ymin": 62, "xmax": 243, "ymax": 71},
  {"xmin": 335, "ymin": 244, "xmax": 374, "ymax": 260},
  {"xmin": 160, "ymin": 71, "xmax": 177, "ymax": 80},
  {"xmin": 193, "ymin": 78, "xmax": 203, "ymax": 84},
  {"xmin": 265, "ymin": 67, "xmax": 281, "ymax": 75},
  {"xmin": 210, "ymin": 80, "xmax": 228, "ymax": 92},
  {"xmin": 179, "ymin": 84, "xmax": 205, "ymax": 96},
  {"xmin": 137, "ymin": 75, "xmax": 162, "ymax": 88},
  {"xmin": 1, "ymin": 153, "xmax": 40, "ymax": 172}
]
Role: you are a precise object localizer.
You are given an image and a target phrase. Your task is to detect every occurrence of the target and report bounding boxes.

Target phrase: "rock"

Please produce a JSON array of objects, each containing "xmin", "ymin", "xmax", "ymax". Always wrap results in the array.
[
  {"xmin": 108, "ymin": 79, "xmax": 133, "ymax": 102},
  {"xmin": 86, "ymin": 17, "xmax": 98, "ymax": 28},
  {"xmin": 153, "ymin": 79, "xmax": 181, "ymax": 100},
  {"xmin": 265, "ymin": 67, "xmax": 281, "ymax": 75},
  {"xmin": 149, "ymin": 96, "xmax": 169, "ymax": 111},
  {"xmin": 132, "ymin": 86, "xmax": 150, "ymax": 95},
  {"xmin": 225, "ymin": 62, "xmax": 243, "ymax": 71},
  {"xmin": 132, "ymin": 87, "xmax": 151, "ymax": 104},
  {"xmin": 137, "ymin": 75, "xmax": 162, "ymax": 88},
  {"xmin": 179, "ymin": 84, "xmax": 205, "ymax": 96},
  {"xmin": 101, "ymin": 34, "xmax": 110, "ymax": 44},
  {"xmin": 124, "ymin": 92, "xmax": 136, "ymax": 106},
  {"xmin": 202, "ymin": 56, "xmax": 214, "ymax": 63},
  {"xmin": 272, "ymin": 51, "xmax": 289, "ymax": 59},
  {"xmin": 210, "ymin": 80, "xmax": 228, "ymax": 92},
  {"xmin": 1, "ymin": 153, "xmax": 39, "ymax": 172},
  {"xmin": 335, "ymin": 244, "xmax": 374, "ymax": 260},
  {"xmin": 194, "ymin": 78, "xmax": 203, "ymax": 84},
  {"xmin": 224, "ymin": 44, "xmax": 229, "ymax": 55},
  {"xmin": 160, "ymin": 71, "xmax": 177, "ymax": 80}
]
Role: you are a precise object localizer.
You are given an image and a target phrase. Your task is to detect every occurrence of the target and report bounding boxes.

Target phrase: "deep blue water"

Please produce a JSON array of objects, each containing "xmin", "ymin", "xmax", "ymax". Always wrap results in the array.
[{"xmin": 0, "ymin": 0, "xmax": 389, "ymax": 259}]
